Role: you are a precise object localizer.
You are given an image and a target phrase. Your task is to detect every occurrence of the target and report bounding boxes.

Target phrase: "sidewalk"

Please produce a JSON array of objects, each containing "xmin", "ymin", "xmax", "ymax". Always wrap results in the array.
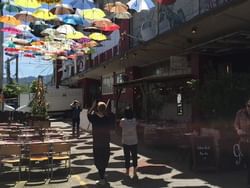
[{"xmin": 0, "ymin": 120, "xmax": 247, "ymax": 188}]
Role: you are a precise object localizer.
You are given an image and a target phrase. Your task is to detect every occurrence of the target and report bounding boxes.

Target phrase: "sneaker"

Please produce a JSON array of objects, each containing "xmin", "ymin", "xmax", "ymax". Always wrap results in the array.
[{"xmin": 96, "ymin": 179, "xmax": 106, "ymax": 186}]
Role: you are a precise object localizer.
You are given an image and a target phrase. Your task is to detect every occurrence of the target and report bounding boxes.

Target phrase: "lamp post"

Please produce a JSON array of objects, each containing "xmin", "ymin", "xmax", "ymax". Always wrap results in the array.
[{"xmin": 0, "ymin": 0, "xmax": 4, "ymax": 111}]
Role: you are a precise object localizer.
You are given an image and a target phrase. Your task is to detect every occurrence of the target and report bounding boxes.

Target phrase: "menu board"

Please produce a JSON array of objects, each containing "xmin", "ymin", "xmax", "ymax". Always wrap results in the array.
[{"xmin": 192, "ymin": 136, "xmax": 217, "ymax": 170}]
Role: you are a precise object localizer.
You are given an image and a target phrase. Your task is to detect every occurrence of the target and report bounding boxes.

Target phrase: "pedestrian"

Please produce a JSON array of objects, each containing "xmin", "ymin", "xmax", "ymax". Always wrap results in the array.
[
  {"xmin": 70, "ymin": 99, "xmax": 82, "ymax": 138},
  {"xmin": 87, "ymin": 100, "xmax": 114, "ymax": 186},
  {"xmin": 119, "ymin": 106, "xmax": 138, "ymax": 178},
  {"xmin": 234, "ymin": 98, "xmax": 250, "ymax": 188}
]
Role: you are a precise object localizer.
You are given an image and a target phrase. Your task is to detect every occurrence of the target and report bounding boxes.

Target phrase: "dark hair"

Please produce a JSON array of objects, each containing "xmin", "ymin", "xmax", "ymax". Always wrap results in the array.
[{"xmin": 124, "ymin": 106, "xmax": 134, "ymax": 119}]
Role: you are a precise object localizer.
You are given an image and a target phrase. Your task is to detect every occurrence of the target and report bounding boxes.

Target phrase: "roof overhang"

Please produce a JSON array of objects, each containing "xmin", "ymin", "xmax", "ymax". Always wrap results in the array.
[{"xmin": 62, "ymin": 0, "xmax": 250, "ymax": 84}]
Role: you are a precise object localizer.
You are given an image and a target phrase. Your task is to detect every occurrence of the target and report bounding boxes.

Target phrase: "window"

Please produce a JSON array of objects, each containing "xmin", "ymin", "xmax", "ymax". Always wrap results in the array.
[
  {"xmin": 102, "ymin": 75, "xmax": 114, "ymax": 94},
  {"xmin": 116, "ymin": 72, "xmax": 126, "ymax": 93}
]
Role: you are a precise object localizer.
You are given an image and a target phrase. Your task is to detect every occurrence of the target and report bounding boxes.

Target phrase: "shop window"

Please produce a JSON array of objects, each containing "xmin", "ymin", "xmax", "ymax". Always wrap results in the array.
[{"xmin": 102, "ymin": 75, "xmax": 114, "ymax": 95}]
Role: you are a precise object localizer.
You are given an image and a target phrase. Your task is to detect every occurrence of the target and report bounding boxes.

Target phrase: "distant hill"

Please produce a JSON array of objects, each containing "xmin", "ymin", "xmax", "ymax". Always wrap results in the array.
[{"xmin": 3, "ymin": 75, "xmax": 53, "ymax": 85}]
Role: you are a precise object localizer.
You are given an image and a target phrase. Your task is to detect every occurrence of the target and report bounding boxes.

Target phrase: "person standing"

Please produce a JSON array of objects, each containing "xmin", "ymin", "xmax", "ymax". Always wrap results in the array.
[
  {"xmin": 70, "ymin": 100, "xmax": 82, "ymax": 138},
  {"xmin": 234, "ymin": 99, "xmax": 250, "ymax": 188},
  {"xmin": 87, "ymin": 100, "xmax": 114, "ymax": 185},
  {"xmin": 119, "ymin": 106, "xmax": 138, "ymax": 177}
]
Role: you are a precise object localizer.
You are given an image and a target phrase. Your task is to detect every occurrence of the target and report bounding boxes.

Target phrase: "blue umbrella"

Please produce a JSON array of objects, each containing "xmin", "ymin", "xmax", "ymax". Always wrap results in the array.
[
  {"xmin": 62, "ymin": 14, "xmax": 89, "ymax": 26},
  {"xmin": 70, "ymin": 0, "xmax": 95, "ymax": 9}
]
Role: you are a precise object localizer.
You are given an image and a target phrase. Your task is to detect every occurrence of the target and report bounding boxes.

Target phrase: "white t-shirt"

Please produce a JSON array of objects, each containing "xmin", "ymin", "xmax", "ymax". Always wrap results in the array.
[{"xmin": 120, "ymin": 118, "xmax": 138, "ymax": 145}]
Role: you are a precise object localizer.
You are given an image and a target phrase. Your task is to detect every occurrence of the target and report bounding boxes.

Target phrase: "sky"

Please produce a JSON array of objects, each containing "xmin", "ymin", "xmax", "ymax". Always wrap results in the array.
[{"xmin": 3, "ymin": 0, "xmax": 94, "ymax": 78}]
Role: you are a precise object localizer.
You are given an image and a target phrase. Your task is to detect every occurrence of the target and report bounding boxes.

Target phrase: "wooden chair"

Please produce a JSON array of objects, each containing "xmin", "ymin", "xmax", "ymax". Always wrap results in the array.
[
  {"xmin": 50, "ymin": 143, "xmax": 71, "ymax": 180},
  {"xmin": 0, "ymin": 144, "xmax": 22, "ymax": 180},
  {"xmin": 28, "ymin": 143, "xmax": 50, "ymax": 181}
]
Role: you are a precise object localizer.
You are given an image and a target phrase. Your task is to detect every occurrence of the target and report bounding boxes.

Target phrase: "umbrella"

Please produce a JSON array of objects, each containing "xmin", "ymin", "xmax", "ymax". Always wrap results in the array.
[
  {"xmin": 98, "ymin": 23, "xmax": 120, "ymax": 32},
  {"xmin": 127, "ymin": 0, "xmax": 155, "ymax": 12},
  {"xmin": 66, "ymin": 31, "xmax": 87, "ymax": 39},
  {"xmin": 92, "ymin": 19, "xmax": 112, "ymax": 27},
  {"xmin": 89, "ymin": 32, "xmax": 107, "ymax": 41},
  {"xmin": 14, "ymin": 11, "xmax": 37, "ymax": 23},
  {"xmin": 82, "ymin": 40, "xmax": 99, "ymax": 48},
  {"xmin": 41, "ymin": 28, "xmax": 57, "ymax": 36},
  {"xmin": 0, "ymin": 15, "xmax": 21, "ymax": 26},
  {"xmin": 70, "ymin": 0, "xmax": 95, "ymax": 9},
  {"xmin": 78, "ymin": 37, "xmax": 91, "ymax": 43},
  {"xmin": 50, "ymin": 4, "xmax": 74, "ymax": 15},
  {"xmin": 63, "ymin": 14, "xmax": 88, "ymax": 26},
  {"xmin": 56, "ymin": 24, "xmax": 75, "ymax": 34},
  {"xmin": 92, "ymin": 20, "xmax": 120, "ymax": 31},
  {"xmin": 82, "ymin": 26, "xmax": 100, "ymax": 32},
  {"xmin": 4, "ymin": 2, "xmax": 22, "ymax": 13},
  {"xmin": 29, "ymin": 20, "xmax": 50, "ymax": 37},
  {"xmin": 113, "ymin": 12, "xmax": 132, "ymax": 19},
  {"xmin": 14, "ymin": 0, "xmax": 41, "ymax": 8},
  {"xmin": 31, "ymin": 40, "xmax": 45, "ymax": 46},
  {"xmin": 104, "ymin": 2, "xmax": 128, "ymax": 14},
  {"xmin": 32, "ymin": 8, "xmax": 57, "ymax": 20},
  {"xmin": 9, "ymin": 37, "xmax": 31, "ymax": 45},
  {"xmin": 1, "ymin": 26, "xmax": 22, "ymax": 34},
  {"xmin": 156, "ymin": 0, "xmax": 176, "ymax": 5},
  {"xmin": 15, "ymin": 24, "xmax": 32, "ymax": 31},
  {"xmin": 37, "ymin": 0, "xmax": 61, "ymax": 4},
  {"xmin": 82, "ymin": 8, "xmax": 106, "ymax": 20}
]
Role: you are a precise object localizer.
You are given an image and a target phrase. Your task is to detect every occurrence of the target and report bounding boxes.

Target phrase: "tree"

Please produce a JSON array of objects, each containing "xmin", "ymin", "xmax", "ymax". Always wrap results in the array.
[{"xmin": 3, "ymin": 82, "xmax": 22, "ymax": 98}]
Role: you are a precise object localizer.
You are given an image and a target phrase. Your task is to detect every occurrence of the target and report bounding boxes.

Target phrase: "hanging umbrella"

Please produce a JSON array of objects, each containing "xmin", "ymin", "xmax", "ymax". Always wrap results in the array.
[
  {"xmin": 127, "ymin": 0, "xmax": 155, "ymax": 12},
  {"xmin": 66, "ymin": 31, "xmax": 87, "ymax": 40},
  {"xmin": 113, "ymin": 12, "xmax": 132, "ymax": 19},
  {"xmin": 41, "ymin": 28, "xmax": 57, "ymax": 36},
  {"xmin": 50, "ymin": 3, "xmax": 74, "ymax": 15},
  {"xmin": 32, "ymin": 8, "xmax": 57, "ymax": 20},
  {"xmin": 1, "ymin": 26, "xmax": 22, "ymax": 34},
  {"xmin": 37, "ymin": 0, "xmax": 61, "ymax": 4},
  {"xmin": 82, "ymin": 40, "xmax": 99, "ymax": 48},
  {"xmin": 31, "ymin": 40, "xmax": 45, "ymax": 46},
  {"xmin": 9, "ymin": 37, "xmax": 31, "ymax": 45},
  {"xmin": 82, "ymin": 8, "xmax": 106, "ymax": 20},
  {"xmin": 4, "ymin": 2, "xmax": 22, "ymax": 13},
  {"xmin": 24, "ymin": 53, "xmax": 36, "ymax": 58},
  {"xmin": 14, "ymin": 11, "xmax": 37, "ymax": 23},
  {"xmin": 56, "ymin": 24, "xmax": 75, "ymax": 34},
  {"xmin": 104, "ymin": 2, "xmax": 128, "ymax": 14},
  {"xmin": 78, "ymin": 37, "xmax": 91, "ymax": 43},
  {"xmin": 92, "ymin": 19, "xmax": 120, "ymax": 31},
  {"xmin": 15, "ymin": 24, "xmax": 32, "ymax": 31},
  {"xmin": 89, "ymin": 32, "xmax": 107, "ymax": 41},
  {"xmin": 92, "ymin": 19, "xmax": 112, "ymax": 27},
  {"xmin": 63, "ymin": 14, "xmax": 88, "ymax": 26},
  {"xmin": 29, "ymin": 20, "xmax": 50, "ymax": 37},
  {"xmin": 70, "ymin": 0, "xmax": 95, "ymax": 9},
  {"xmin": 0, "ymin": 15, "xmax": 21, "ymax": 26},
  {"xmin": 82, "ymin": 26, "xmax": 100, "ymax": 32},
  {"xmin": 14, "ymin": 0, "xmax": 41, "ymax": 8},
  {"xmin": 156, "ymin": 0, "xmax": 176, "ymax": 5},
  {"xmin": 98, "ymin": 23, "xmax": 120, "ymax": 32}
]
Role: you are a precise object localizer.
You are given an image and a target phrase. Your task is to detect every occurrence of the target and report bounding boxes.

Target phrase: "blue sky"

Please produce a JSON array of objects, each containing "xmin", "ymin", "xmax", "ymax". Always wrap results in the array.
[{"xmin": 3, "ymin": 0, "xmax": 95, "ymax": 78}]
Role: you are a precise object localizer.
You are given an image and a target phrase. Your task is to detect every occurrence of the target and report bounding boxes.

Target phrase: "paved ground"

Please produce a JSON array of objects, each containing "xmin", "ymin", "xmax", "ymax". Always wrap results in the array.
[{"xmin": 0, "ymin": 120, "xmax": 248, "ymax": 188}]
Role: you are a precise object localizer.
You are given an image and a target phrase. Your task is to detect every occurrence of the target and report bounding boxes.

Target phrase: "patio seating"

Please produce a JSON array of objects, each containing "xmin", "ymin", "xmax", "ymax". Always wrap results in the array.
[
  {"xmin": 0, "ymin": 144, "xmax": 22, "ymax": 180},
  {"xmin": 28, "ymin": 143, "xmax": 50, "ymax": 181},
  {"xmin": 50, "ymin": 143, "xmax": 71, "ymax": 180}
]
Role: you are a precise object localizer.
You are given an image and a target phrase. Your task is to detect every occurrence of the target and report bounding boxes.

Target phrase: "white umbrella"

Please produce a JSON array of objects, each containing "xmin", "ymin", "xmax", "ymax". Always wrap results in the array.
[
  {"xmin": 56, "ymin": 24, "xmax": 76, "ymax": 34},
  {"xmin": 127, "ymin": 0, "xmax": 155, "ymax": 12}
]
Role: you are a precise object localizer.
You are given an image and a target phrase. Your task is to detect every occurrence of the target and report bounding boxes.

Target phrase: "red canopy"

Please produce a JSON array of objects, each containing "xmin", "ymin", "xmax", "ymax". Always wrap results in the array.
[{"xmin": 156, "ymin": 0, "xmax": 176, "ymax": 5}]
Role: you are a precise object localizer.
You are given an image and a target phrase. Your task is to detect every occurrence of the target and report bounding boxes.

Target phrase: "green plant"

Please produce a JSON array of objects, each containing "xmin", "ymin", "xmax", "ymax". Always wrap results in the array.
[{"xmin": 3, "ymin": 82, "xmax": 22, "ymax": 98}]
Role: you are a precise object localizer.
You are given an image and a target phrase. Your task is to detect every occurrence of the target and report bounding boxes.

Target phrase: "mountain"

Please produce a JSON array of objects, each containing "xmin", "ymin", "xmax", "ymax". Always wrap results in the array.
[{"xmin": 3, "ymin": 75, "xmax": 53, "ymax": 85}]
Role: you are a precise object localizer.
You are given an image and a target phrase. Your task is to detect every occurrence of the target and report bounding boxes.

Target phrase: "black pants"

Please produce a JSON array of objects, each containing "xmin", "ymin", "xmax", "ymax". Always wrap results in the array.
[
  {"xmin": 93, "ymin": 145, "xmax": 110, "ymax": 179},
  {"xmin": 72, "ymin": 118, "xmax": 80, "ymax": 136},
  {"xmin": 123, "ymin": 144, "xmax": 138, "ymax": 169},
  {"xmin": 240, "ymin": 142, "xmax": 250, "ymax": 185}
]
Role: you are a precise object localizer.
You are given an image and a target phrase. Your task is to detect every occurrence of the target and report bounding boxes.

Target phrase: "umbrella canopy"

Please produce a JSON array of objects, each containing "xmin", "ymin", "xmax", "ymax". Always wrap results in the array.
[
  {"xmin": 63, "ymin": 14, "xmax": 88, "ymax": 26},
  {"xmin": 41, "ymin": 28, "xmax": 57, "ymax": 36},
  {"xmin": 14, "ymin": 11, "xmax": 37, "ymax": 23},
  {"xmin": 89, "ymin": 32, "xmax": 107, "ymax": 41},
  {"xmin": 82, "ymin": 8, "xmax": 106, "ymax": 20},
  {"xmin": 66, "ymin": 31, "xmax": 87, "ymax": 39},
  {"xmin": 70, "ymin": 0, "xmax": 95, "ymax": 9},
  {"xmin": 50, "ymin": 3, "xmax": 74, "ymax": 15},
  {"xmin": 56, "ymin": 24, "xmax": 75, "ymax": 34},
  {"xmin": 14, "ymin": 0, "xmax": 41, "ymax": 8},
  {"xmin": 0, "ymin": 15, "xmax": 21, "ymax": 26},
  {"xmin": 156, "ymin": 0, "xmax": 176, "ymax": 5},
  {"xmin": 15, "ymin": 24, "xmax": 32, "ymax": 32},
  {"xmin": 127, "ymin": 0, "xmax": 155, "ymax": 12},
  {"xmin": 113, "ymin": 12, "xmax": 132, "ymax": 19},
  {"xmin": 1, "ymin": 26, "xmax": 22, "ymax": 34},
  {"xmin": 32, "ymin": 8, "xmax": 57, "ymax": 20},
  {"xmin": 37, "ymin": 0, "xmax": 61, "ymax": 4},
  {"xmin": 98, "ymin": 23, "xmax": 120, "ymax": 32},
  {"xmin": 82, "ymin": 26, "xmax": 100, "ymax": 32},
  {"xmin": 4, "ymin": 2, "xmax": 22, "ymax": 13},
  {"xmin": 92, "ymin": 19, "xmax": 120, "ymax": 31},
  {"xmin": 29, "ymin": 20, "xmax": 50, "ymax": 37},
  {"xmin": 82, "ymin": 40, "xmax": 99, "ymax": 48},
  {"xmin": 104, "ymin": 2, "xmax": 128, "ymax": 14}
]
